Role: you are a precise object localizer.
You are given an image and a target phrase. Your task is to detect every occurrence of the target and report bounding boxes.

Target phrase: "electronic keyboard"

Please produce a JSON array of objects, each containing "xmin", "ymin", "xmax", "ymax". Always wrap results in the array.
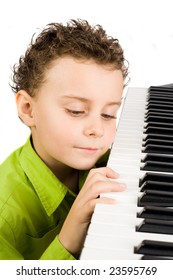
[{"xmin": 80, "ymin": 85, "xmax": 173, "ymax": 260}]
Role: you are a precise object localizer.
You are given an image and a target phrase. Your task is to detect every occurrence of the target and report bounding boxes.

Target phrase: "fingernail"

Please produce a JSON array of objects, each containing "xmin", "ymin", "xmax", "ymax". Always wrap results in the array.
[{"xmin": 120, "ymin": 183, "xmax": 126, "ymax": 189}]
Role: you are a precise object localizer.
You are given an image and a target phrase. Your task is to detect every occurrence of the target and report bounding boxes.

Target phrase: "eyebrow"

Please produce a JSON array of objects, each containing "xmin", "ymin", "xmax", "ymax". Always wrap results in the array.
[{"xmin": 61, "ymin": 95, "xmax": 122, "ymax": 106}]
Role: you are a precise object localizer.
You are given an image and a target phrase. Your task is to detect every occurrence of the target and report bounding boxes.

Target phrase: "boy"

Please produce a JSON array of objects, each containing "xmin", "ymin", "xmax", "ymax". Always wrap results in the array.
[{"xmin": 0, "ymin": 19, "xmax": 128, "ymax": 259}]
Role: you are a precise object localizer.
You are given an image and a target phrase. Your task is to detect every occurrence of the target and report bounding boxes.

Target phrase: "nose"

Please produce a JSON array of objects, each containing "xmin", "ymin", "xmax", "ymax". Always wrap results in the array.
[{"xmin": 83, "ymin": 117, "xmax": 104, "ymax": 138}]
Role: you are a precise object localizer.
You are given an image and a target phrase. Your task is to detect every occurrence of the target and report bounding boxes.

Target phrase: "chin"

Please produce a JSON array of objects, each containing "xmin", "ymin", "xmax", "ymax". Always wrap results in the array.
[{"xmin": 73, "ymin": 160, "xmax": 97, "ymax": 171}]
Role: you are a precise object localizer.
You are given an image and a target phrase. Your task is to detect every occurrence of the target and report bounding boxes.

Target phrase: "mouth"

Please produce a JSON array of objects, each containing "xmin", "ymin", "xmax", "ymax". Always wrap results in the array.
[{"xmin": 76, "ymin": 147, "xmax": 99, "ymax": 154}]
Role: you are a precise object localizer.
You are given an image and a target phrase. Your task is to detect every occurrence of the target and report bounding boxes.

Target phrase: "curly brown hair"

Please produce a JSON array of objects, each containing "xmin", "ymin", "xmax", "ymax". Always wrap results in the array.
[{"xmin": 11, "ymin": 19, "xmax": 129, "ymax": 96}]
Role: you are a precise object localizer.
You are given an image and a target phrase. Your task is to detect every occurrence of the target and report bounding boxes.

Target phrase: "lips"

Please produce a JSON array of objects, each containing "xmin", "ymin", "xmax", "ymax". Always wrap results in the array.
[
  {"xmin": 81, "ymin": 147, "xmax": 98, "ymax": 151},
  {"xmin": 76, "ymin": 147, "xmax": 99, "ymax": 154}
]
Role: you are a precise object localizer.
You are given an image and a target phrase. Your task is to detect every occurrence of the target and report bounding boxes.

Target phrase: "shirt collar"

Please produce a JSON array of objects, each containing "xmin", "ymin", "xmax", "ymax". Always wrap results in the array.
[{"xmin": 19, "ymin": 137, "xmax": 71, "ymax": 216}]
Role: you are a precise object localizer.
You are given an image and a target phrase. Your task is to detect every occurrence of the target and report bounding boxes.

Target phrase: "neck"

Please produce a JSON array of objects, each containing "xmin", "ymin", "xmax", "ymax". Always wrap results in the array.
[
  {"xmin": 64, "ymin": 169, "xmax": 79, "ymax": 194},
  {"xmin": 49, "ymin": 163, "xmax": 79, "ymax": 194},
  {"xmin": 31, "ymin": 137, "xmax": 79, "ymax": 193}
]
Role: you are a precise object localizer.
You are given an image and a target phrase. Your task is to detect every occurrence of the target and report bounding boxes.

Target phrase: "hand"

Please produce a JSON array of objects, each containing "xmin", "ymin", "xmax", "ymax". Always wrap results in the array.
[{"xmin": 58, "ymin": 167, "xmax": 126, "ymax": 257}]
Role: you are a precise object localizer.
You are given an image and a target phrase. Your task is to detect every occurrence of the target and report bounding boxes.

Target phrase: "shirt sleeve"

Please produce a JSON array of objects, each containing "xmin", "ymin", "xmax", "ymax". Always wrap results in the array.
[{"xmin": 40, "ymin": 236, "xmax": 76, "ymax": 260}]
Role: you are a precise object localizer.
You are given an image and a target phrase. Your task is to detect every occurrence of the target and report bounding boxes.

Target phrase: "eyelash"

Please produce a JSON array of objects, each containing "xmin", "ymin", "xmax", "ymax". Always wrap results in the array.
[
  {"xmin": 65, "ymin": 109, "xmax": 85, "ymax": 116},
  {"xmin": 65, "ymin": 109, "xmax": 116, "ymax": 120},
  {"xmin": 101, "ymin": 114, "xmax": 116, "ymax": 120}
]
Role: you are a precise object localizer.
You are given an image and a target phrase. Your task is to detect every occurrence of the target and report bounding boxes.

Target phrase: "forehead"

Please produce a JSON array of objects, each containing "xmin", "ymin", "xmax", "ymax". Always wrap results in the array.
[
  {"xmin": 42, "ymin": 57, "xmax": 124, "ymax": 102},
  {"xmin": 46, "ymin": 56, "xmax": 122, "ymax": 81}
]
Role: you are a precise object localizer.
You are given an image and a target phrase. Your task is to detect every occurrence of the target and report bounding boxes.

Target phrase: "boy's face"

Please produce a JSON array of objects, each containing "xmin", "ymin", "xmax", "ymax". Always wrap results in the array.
[{"xmin": 29, "ymin": 57, "xmax": 124, "ymax": 171}]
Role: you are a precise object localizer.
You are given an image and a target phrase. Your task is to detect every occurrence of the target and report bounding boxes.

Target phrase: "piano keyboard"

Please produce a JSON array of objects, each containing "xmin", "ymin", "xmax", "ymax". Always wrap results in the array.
[{"xmin": 80, "ymin": 86, "xmax": 173, "ymax": 260}]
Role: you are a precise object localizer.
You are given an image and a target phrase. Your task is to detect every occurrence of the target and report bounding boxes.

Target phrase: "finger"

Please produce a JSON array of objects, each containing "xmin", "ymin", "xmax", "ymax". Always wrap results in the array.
[
  {"xmin": 82, "ymin": 180, "xmax": 126, "ymax": 203},
  {"xmin": 81, "ymin": 196, "xmax": 117, "ymax": 220},
  {"xmin": 95, "ymin": 196, "xmax": 116, "ymax": 205},
  {"xmin": 89, "ymin": 167, "xmax": 119, "ymax": 180},
  {"xmin": 82, "ymin": 167, "xmax": 119, "ymax": 192},
  {"xmin": 76, "ymin": 167, "xmax": 124, "ymax": 207}
]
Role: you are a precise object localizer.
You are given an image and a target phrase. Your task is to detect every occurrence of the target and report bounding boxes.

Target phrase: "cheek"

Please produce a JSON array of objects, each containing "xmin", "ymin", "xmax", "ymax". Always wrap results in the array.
[
  {"xmin": 108, "ymin": 122, "xmax": 116, "ymax": 136},
  {"xmin": 106, "ymin": 125, "xmax": 116, "ymax": 145},
  {"xmin": 47, "ymin": 116, "xmax": 79, "ymax": 142}
]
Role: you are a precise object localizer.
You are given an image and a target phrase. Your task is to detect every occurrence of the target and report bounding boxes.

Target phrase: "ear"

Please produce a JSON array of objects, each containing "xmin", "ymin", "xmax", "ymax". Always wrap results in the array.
[{"xmin": 16, "ymin": 90, "xmax": 35, "ymax": 127}]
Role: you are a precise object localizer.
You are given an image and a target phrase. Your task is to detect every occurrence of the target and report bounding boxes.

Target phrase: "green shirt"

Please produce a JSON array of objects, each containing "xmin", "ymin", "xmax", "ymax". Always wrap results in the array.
[{"xmin": 0, "ymin": 137, "xmax": 88, "ymax": 260}]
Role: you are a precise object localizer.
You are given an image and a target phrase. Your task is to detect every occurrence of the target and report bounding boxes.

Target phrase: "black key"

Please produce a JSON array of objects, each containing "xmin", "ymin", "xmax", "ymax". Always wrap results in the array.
[
  {"xmin": 145, "ymin": 115, "xmax": 173, "ymax": 124},
  {"xmin": 145, "ymin": 126, "xmax": 173, "ymax": 135},
  {"xmin": 145, "ymin": 121, "xmax": 173, "ymax": 129},
  {"xmin": 147, "ymin": 101, "xmax": 173, "ymax": 108},
  {"xmin": 142, "ymin": 143, "xmax": 173, "ymax": 155},
  {"xmin": 140, "ymin": 181, "xmax": 173, "ymax": 196},
  {"xmin": 134, "ymin": 240, "xmax": 173, "ymax": 257},
  {"xmin": 149, "ymin": 85, "xmax": 173, "ymax": 93},
  {"xmin": 142, "ymin": 188, "xmax": 173, "ymax": 196},
  {"xmin": 141, "ymin": 160, "xmax": 173, "ymax": 173},
  {"xmin": 149, "ymin": 86, "xmax": 173, "ymax": 95},
  {"xmin": 144, "ymin": 133, "xmax": 173, "ymax": 141},
  {"xmin": 143, "ymin": 138, "xmax": 173, "ymax": 146},
  {"xmin": 148, "ymin": 96, "xmax": 173, "ymax": 103},
  {"xmin": 138, "ymin": 192, "xmax": 173, "ymax": 207},
  {"xmin": 146, "ymin": 102, "xmax": 173, "ymax": 111},
  {"xmin": 145, "ymin": 109, "xmax": 173, "ymax": 119},
  {"xmin": 136, "ymin": 219, "xmax": 173, "ymax": 235},
  {"xmin": 139, "ymin": 172, "xmax": 173, "ymax": 186},
  {"xmin": 141, "ymin": 255, "xmax": 173, "ymax": 260},
  {"xmin": 148, "ymin": 95, "xmax": 173, "ymax": 102},
  {"xmin": 142, "ymin": 154, "xmax": 173, "ymax": 163},
  {"xmin": 146, "ymin": 108, "xmax": 173, "ymax": 117},
  {"xmin": 137, "ymin": 206, "xmax": 173, "ymax": 221}
]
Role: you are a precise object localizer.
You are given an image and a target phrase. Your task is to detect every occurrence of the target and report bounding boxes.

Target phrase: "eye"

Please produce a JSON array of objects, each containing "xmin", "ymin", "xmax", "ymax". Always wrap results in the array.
[
  {"xmin": 101, "ymin": 113, "xmax": 116, "ymax": 120},
  {"xmin": 65, "ymin": 108, "xmax": 85, "ymax": 117}
]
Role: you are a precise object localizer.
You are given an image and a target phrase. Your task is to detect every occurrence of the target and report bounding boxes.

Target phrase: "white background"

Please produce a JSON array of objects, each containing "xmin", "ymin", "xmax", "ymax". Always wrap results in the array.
[{"xmin": 1, "ymin": 0, "xmax": 173, "ymax": 162}]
